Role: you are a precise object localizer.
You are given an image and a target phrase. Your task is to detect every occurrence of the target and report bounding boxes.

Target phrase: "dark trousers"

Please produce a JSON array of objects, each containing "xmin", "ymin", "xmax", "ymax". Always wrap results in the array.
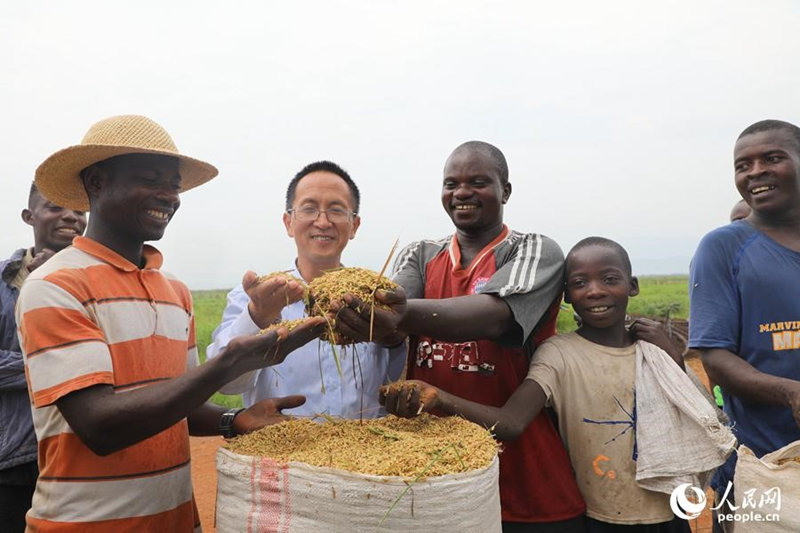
[
  {"xmin": 587, "ymin": 516, "xmax": 692, "ymax": 533},
  {"xmin": 503, "ymin": 514, "xmax": 587, "ymax": 533},
  {"xmin": 0, "ymin": 461, "xmax": 38, "ymax": 533}
]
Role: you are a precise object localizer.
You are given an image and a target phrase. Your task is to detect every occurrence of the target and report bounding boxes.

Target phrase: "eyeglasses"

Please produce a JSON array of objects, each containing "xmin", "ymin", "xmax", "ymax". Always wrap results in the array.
[{"xmin": 288, "ymin": 206, "xmax": 356, "ymax": 223}]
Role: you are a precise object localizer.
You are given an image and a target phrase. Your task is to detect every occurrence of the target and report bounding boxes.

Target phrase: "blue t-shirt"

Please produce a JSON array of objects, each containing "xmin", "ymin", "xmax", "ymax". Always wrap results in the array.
[{"xmin": 689, "ymin": 220, "xmax": 800, "ymax": 488}]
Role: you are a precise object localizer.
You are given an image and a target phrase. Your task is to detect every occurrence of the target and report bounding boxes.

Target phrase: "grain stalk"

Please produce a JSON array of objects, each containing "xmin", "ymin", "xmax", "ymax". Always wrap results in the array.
[{"xmin": 378, "ymin": 443, "xmax": 462, "ymax": 527}]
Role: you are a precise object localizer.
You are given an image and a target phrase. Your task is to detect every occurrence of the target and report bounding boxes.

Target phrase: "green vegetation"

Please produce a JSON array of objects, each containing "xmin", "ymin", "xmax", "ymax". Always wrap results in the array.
[
  {"xmin": 557, "ymin": 275, "xmax": 689, "ymax": 333},
  {"xmin": 196, "ymin": 275, "xmax": 689, "ymax": 405},
  {"xmin": 194, "ymin": 290, "xmax": 243, "ymax": 408}
]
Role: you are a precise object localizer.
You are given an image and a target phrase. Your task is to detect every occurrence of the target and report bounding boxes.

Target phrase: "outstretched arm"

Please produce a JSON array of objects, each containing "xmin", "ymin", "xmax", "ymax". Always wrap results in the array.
[
  {"xmin": 380, "ymin": 378, "xmax": 547, "ymax": 441},
  {"xmin": 207, "ymin": 272, "xmax": 306, "ymax": 394},
  {"xmin": 334, "ymin": 289, "xmax": 517, "ymax": 345},
  {"xmin": 187, "ymin": 395, "xmax": 307, "ymax": 437},
  {"xmin": 701, "ymin": 348, "xmax": 800, "ymax": 428},
  {"xmin": 56, "ymin": 320, "xmax": 325, "ymax": 455},
  {"xmin": 336, "ymin": 234, "xmax": 563, "ymax": 346}
]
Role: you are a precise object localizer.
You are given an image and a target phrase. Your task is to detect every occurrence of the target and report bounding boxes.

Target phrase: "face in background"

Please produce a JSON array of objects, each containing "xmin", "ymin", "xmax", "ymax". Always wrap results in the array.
[
  {"xmin": 734, "ymin": 128, "xmax": 800, "ymax": 219},
  {"xmin": 22, "ymin": 190, "xmax": 87, "ymax": 253},
  {"xmin": 441, "ymin": 147, "xmax": 510, "ymax": 234},
  {"xmin": 565, "ymin": 244, "xmax": 639, "ymax": 332},
  {"xmin": 282, "ymin": 171, "xmax": 360, "ymax": 270},
  {"xmin": 84, "ymin": 153, "xmax": 181, "ymax": 244},
  {"xmin": 729, "ymin": 199, "xmax": 751, "ymax": 222}
]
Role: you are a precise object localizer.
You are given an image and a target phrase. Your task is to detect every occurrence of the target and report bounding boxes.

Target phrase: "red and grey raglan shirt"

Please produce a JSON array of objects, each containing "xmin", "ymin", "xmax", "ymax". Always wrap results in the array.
[
  {"xmin": 392, "ymin": 226, "xmax": 586, "ymax": 523},
  {"xmin": 16, "ymin": 237, "xmax": 200, "ymax": 532}
]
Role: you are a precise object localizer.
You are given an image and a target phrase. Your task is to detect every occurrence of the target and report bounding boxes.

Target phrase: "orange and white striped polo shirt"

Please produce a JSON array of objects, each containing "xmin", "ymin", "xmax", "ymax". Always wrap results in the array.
[{"xmin": 16, "ymin": 236, "xmax": 200, "ymax": 532}]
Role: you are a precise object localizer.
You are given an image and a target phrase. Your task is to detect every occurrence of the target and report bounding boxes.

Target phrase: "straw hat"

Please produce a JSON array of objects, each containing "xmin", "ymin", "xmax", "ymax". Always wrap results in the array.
[{"xmin": 35, "ymin": 114, "xmax": 219, "ymax": 211}]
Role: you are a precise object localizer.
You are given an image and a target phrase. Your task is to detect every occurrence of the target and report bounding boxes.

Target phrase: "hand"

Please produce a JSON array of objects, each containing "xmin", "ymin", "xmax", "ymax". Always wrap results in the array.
[
  {"xmin": 242, "ymin": 271, "xmax": 306, "ymax": 329},
  {"xmin": 28, "ymin": 248, "xmax": 55, "ymax": 272},
  {"xmin": 232, "ymin": 395, "xmax": 306, "ymax": 434},
  {"xmin": 379, "ymin": 380, "xmax": 439, "ymax": 417},
  {"xmin": 331, "ymin": 287, "xmax": 408, "ymax": 346},
  {"xmin": 628, "ymin": 317, "xmax": 684, "ymax": 368},
  {"xmin": 221, "ymin": 317, "xmax": 326, "ymax": 374}
]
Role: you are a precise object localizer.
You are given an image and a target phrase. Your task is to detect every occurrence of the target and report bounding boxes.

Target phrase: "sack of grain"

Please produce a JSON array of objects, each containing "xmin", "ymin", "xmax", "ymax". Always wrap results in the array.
[
  {"xmin": 731, "ymin": 440, "xmax": 800, "ymax": 532},
  {"xmin": 215, "ymin": 415, "xmax": 501, "ymax": 533}
]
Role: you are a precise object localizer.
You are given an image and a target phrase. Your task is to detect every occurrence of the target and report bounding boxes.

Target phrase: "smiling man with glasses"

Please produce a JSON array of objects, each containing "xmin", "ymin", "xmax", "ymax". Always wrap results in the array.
[{"xmin": 207, "ymin": 161, "xmax": 406, "ymax": 418}]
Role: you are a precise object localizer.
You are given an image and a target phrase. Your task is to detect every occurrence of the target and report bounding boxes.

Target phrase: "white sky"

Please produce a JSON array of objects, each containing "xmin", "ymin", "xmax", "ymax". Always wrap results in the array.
[{"xmin": 2, "ymin": 1, "xmax": 799, "ymax": 289}]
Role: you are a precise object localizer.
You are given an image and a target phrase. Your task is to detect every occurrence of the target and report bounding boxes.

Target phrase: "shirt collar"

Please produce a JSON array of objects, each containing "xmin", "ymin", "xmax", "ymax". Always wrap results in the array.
[
  {"xmin": 448, "ymin": 224, "xmax": 509, "ymax": 274},
  {"xmin": 73, "ymin": 236, "xmax": 163, "ymax": 271}
]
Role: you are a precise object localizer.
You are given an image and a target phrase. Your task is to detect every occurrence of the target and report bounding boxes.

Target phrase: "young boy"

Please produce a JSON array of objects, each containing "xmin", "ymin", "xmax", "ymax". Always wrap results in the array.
[{"xmin": 381, "ymin": 237, "xmax": 693, "ymax": 532}]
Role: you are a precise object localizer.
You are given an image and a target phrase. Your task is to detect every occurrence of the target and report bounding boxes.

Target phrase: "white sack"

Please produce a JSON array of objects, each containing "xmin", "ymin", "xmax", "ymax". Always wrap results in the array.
[
  {"xmin": 635, "ymin": 341, "xmax": 737, "ymax": 493},
  {"xmin": 731, "ymin": 441, "xmax": 800, "ymax": 532},
  {"xmin": 216, "ymin": 447, "xmax": 501, "ymax": 533}
]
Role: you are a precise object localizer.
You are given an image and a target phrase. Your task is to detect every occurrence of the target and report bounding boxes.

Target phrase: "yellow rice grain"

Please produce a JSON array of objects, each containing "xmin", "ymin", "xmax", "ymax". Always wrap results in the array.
[
  {"xmin": 306, "ymin": 267, "xmax": 397, "ymax": 343},
  {"xmin": 225, "ymin": 414, "xmax": 497, "ymax": 479},
  {"xmin": 259, "ymin": 318, "xmax": 311, "ymax": 335}
]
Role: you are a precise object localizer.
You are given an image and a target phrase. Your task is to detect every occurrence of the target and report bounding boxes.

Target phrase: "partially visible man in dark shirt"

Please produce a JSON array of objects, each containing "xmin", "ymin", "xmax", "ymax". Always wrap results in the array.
[{"xmin": 0, "ymin": 183, "xmax": 86, "ymax": 533}]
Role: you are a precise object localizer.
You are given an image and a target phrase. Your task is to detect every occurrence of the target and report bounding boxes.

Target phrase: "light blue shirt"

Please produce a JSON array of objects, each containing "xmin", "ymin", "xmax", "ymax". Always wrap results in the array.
[{"xmin": 206, "ymin": 265, "xmax": 406, "ymax": 418}]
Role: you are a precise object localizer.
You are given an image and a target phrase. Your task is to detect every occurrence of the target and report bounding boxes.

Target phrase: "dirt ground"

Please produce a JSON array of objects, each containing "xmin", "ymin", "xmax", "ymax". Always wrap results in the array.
[
  {"xmin": 189, "ymin": 353, "xmax": 716, "ymax": 533},
  {"xmin": 190, "ymin": 435, "xmax": 222, "ymax": 532}
]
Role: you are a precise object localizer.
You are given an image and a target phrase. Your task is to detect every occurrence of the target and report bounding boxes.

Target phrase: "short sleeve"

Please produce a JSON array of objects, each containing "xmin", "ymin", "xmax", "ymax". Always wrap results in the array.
[
  {"xmin": 525, "ymin": 339, "xmax": 565, "ymax": 407},
  {"xmin": 16, "ymin": 278, "xmax": 113, "ymax": 407},
  {"xmin": 688, "ymin": 229, "xmax": 740, "ymax": 352},
  {"xmin": 391, "ymin": 241, "xmax": 426, "ymax": 299},
  {"xmin": 482, "ymin": 234, "xmax": 565, "ymax": 341},
  {"xmin": 187, "ymin": 315, "xmax": 199, "ymax": 370}
]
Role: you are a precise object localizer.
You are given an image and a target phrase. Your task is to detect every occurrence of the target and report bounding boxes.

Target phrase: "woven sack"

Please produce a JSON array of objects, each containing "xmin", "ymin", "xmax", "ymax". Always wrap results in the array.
[
  {"xmin": 215, "ymin": 447, "xmax": 501, "ymax": 533},
  {"xmin": 732, "ymin": 441, "xmax": 800, "ymax": 532}
]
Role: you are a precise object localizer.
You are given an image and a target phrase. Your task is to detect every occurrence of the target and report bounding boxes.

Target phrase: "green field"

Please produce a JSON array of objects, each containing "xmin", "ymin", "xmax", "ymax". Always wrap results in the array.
[
  {"xmin": 197, "ymin": 275, "xmax": 690, "ymax": 407},
  {"xmin": 193, "ymin": 290, "xmax": 244, "ymax": 408}
]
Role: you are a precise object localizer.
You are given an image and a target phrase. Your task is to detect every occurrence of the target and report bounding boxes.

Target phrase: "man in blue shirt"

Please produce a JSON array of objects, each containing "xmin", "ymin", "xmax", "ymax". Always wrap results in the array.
[
  {"xmin": 689, "ymin": 119, "xmax": 800, "ymax": 513},
  {"xmin": 207, "ymin": 161, "xmax": 405, "ymax": 417},
  {"xmin": 0, "ymin": 184, "xmax": 86, "ymax": 533}
]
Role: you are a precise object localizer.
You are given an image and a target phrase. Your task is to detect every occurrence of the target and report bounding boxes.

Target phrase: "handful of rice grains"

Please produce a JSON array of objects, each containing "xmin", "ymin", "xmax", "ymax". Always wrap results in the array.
[
  {"xmin": 259, "ymin": 318, "xmax": 310, "ymax": 335},
  {"xmin": 256, "ymin": 270, "xmax": 307, "ymax": 286},
  {"xmin": 306, "ymin": 267, "xmax": 398, "ymax": 343},
  {"xmin": 256, "ymin": 270, "xmax": 309, "ymax": 303},
  {"xmin": 225, "ymin": 413, "xmax": 498, "ymax": 478}
]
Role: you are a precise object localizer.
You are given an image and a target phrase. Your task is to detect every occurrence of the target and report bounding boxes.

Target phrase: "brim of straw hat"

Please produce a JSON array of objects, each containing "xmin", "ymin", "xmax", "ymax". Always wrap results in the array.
[{"xmin": 35, "ymin": 144, "xmax": 219, "ymax": 212}]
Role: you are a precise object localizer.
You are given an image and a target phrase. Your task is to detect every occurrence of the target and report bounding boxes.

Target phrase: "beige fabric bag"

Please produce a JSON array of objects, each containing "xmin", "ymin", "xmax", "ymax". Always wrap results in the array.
[
  {"xmin": 635, "ymin": 341, "xmax": 737, "ymax": 493},
  {"xmin": 731, "ymin": 441, "xmax": 800, "ymax": 532}
]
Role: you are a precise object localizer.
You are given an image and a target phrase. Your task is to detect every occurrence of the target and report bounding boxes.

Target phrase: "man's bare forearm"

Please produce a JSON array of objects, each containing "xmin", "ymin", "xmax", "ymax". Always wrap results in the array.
[
  {"xmin": 434, "ymin": 380, "xmax": 546, "ymax": 441},
  {"xmin": 57, "ymin": 354, "xmax": 241, "ymax": 455},
  {"xmin": 702, "ymin": 348, "xmax": 799, "ymax": 406},
  {"xmin": 401, "ymin": 294, "xmax": 515, "ymax": 342}
]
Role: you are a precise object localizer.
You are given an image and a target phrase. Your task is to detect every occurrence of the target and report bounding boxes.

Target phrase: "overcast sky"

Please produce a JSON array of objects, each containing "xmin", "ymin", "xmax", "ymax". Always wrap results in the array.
[{"xmin": 3, "ymin": 1, "xmax": 798, "ymax": 289}]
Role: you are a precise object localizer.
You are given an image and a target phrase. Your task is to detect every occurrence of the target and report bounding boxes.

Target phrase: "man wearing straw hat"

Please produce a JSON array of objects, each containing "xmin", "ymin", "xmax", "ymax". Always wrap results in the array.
[
  {"xmin": 335, "ymin": 141, "xmax": 587, "ymax": 531},
  {"xmin": 16, "ymin": 114, "xmax": 325, "ymax": 531}
]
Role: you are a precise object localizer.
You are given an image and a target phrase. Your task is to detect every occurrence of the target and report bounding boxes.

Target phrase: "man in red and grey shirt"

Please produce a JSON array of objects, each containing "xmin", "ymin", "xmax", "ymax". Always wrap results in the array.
[{"xmin": 336, "ymin": 141, "xmax": 586, "ymax": 532}]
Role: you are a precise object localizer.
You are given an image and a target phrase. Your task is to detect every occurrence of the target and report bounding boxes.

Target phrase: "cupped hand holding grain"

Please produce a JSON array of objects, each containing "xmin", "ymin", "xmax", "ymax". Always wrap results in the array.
[
  {"xmin": 231, "ymin": 395, "xmax": 307, "ymax": 436},
  {"xmin": 243, "ymin": 270, "xmax": 307, "ymax": 328},
  {"xmin": 332, "ymin": 287, "xmax": 408, "ymax": 346},
  {"xmin": 221, "ymin": 316, "xmax": 327, "ymax": 373},
  {"xmin": 380, "ymin": 380, "xmax": 440, "ymax": 418}
]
